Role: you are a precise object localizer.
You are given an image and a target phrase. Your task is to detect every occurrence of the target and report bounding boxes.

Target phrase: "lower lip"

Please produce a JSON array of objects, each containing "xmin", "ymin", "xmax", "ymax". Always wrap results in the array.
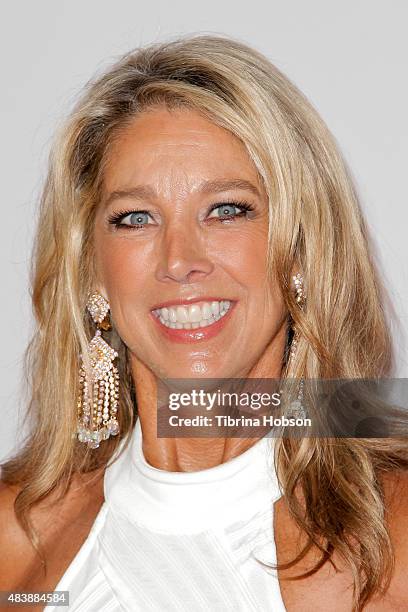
[{"xmin": 150, "ymin": 303, "xmax": 236, "ymax": 343}]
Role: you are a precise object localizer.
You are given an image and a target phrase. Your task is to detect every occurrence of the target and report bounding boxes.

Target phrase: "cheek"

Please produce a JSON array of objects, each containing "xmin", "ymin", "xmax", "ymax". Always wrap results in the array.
[
  {"xmin": 95, "ymin": 236, "xmax": 150, "ymax": 298},
  {"xmin": 210, "ymin": 228, "xmax": 269, "ymax": 286},
  {"xmin": 94, "ymin": 237, "xmax": 151, "ymax": 349},
  {"xmin": 213, "ymin": 232, "xmax": 286, "ymax": 323}
]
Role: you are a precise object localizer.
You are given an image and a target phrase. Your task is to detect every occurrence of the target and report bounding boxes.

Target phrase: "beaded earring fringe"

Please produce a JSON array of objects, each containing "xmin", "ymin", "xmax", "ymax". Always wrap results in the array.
[
  {"xmin": 286, "ymin": 273, "xmax": 306, "ymax": 419},
  {"xmin": 76, "ymin": 292, "xmax": 120, "ymax": 448}
]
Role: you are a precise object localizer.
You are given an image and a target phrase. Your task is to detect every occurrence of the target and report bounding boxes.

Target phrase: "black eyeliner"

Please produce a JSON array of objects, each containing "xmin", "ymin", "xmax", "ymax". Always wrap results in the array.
[
  {"xmin": 107, "ymin": 200, "xmax": 256, "ymax": 228},
  {"xmin": 107, "ymin": 209, "xmax": 151, "ymax": 225},
  {"xmin": 206, "ymin": 200, "xmax": 255, "ymax": 215}
]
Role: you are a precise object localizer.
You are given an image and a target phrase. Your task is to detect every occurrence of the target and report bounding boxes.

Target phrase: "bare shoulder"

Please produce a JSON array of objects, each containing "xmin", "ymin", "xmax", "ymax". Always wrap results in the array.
[
  {"xmin": 274, "ymin": 491, "xmax": 355, "ymax": 612},
  {"xmin": 0, "ymin": 469, "xmax": 105, "ymax": 592},
  {"xmin": 274, "ymin": 470, "xmax": 408, "ymax": 611},
  {"xmin": 380, "ymin": 469, "xmax": 408, "ymax": 516},
  {"xmin": 0, "ymin": 480, "xmax": 36, "ymax": 589},
  {"xmin": 379, "ymin": 470, "xmax": 408, "ymax": 567}
]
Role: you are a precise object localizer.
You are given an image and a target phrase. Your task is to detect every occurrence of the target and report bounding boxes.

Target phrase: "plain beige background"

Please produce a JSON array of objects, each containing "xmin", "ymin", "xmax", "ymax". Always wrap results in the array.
[{"xmin": 0, "ymin": 0, "xmax": 407, "ymax": 462}]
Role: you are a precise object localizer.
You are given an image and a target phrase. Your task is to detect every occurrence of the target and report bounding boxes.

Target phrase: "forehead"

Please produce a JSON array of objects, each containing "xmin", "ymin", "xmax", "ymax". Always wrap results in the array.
[{"xmin": 102, "ymin": 106, "xmax": 263, "ymax": 192}]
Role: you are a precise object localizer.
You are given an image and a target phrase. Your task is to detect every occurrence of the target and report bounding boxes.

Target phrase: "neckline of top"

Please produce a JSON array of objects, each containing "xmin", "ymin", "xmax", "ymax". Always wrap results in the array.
[
  {"xmin": 132, "ymin": 417, "xmax": 273, "ymax": 483},
  {"xmin": 104, "ymin": 418, "xmax": 280, "ymax": 533}
]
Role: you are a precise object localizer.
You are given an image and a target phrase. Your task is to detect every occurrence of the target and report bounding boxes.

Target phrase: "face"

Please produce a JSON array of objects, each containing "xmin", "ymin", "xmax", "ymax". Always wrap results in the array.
[{"xmin": 93, "ymin": 106, "xmax": 288, "ymax": 379}]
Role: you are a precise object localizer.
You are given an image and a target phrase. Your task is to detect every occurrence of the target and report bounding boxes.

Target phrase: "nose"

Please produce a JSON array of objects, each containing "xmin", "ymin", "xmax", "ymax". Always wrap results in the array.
[{"xmin": 155, "ymin": 222, "xmax": 214, "ymax": 284}]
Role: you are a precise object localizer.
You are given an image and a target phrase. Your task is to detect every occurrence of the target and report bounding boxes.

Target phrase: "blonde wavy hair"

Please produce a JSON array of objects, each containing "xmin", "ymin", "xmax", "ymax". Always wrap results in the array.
[{"xmin": 2, "ymin": 34, "xmax": 406, "ymax": 610}]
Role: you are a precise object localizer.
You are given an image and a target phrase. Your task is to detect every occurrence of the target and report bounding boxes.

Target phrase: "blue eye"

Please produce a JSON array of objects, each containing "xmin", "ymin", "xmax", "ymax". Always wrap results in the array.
[
  {"xmin": 127, "ymin": 212, "xmax": 151, "ymax": 226},
  {"xmin": 207, "ymin": 201, "xmax": 254, "ymax": 221},
  {"xmin": 208, "ymin": 204, "xmax": 239, "ymax": 218},
  {"xmin": 107, "ymin": 201, "xmax": 255, "ymax": 230},
  {"xmin": 107, "ymin": 210, "xmax": 153, "ymax": 228}
]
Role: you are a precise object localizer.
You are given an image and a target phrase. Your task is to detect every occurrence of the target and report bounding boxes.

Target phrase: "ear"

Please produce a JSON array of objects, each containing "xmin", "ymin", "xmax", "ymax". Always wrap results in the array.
[
  {"xmin": 289, "ymin": 266, "xmax": 302, "ymax": 289},
  {"xmin": 91, "ymin": 257, "xmax": 109, "ymax": 302},
  {"xmin": 95, "ymin": 281, "xmax": 107, "ymax": 297},
  {"xmin": 288, "ymin": 266, "xmax": 306, "ymax": 310}
]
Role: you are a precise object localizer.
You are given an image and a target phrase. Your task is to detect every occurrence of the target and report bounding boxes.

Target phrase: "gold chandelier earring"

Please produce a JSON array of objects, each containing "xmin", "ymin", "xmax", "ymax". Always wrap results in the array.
[
  {"xmin": 286, "ymin": 273, "xmax": 307, "ymax": 418},
  {"xmin": 288, "ymin": 272, "xmax": 306, "ymax": 365},
  {"xmin": 77, "ymin": 291, "xmax": 120, "ymax": 448}
]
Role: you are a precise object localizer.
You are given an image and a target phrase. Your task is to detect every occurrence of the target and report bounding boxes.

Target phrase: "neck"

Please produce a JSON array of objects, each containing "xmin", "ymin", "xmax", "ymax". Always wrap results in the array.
[{"xmin": 130, "ymin": 327, "xmax": 286, "ymax": 472}]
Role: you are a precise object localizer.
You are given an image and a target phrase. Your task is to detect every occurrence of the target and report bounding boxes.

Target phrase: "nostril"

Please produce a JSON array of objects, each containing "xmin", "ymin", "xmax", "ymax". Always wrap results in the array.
[{"xmin": 155, "ymin": 250, "xmax": 215, "ymax": 284}]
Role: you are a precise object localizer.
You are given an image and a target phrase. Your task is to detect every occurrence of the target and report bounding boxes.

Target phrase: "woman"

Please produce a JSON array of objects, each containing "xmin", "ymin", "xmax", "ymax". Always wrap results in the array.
[{"xmin": 1, "ymin": 34, "xmax": 407, "ymax": 611}]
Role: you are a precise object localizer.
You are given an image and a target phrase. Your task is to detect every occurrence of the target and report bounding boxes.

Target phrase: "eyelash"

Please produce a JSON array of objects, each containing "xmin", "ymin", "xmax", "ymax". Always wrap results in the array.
[{"xmin": 106, "ymin": 201, "xmax": 255, "ymax": 230}]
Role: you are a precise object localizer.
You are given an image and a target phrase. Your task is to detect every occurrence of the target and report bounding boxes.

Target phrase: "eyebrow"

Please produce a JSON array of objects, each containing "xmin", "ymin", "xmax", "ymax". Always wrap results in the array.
[{"xmin": 103, "ymin": 178, "xmax": 261, "ymax": 208}]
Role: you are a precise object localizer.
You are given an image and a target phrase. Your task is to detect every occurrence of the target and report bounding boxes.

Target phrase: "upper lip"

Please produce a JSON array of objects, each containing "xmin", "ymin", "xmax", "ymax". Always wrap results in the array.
[{"xmin": 151, "ymin": 296, "xmax": 236, "ymax": 310}]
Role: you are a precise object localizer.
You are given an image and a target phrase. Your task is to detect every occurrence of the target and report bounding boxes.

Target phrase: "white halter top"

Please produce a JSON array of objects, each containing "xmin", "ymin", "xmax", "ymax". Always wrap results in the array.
[{"xmin": 50, "ymin": 418, "xmax": 286, "ymax": 611}]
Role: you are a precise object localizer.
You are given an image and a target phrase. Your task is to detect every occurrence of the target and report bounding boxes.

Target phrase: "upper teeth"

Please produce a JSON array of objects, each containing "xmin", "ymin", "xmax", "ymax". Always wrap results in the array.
[{"xmin": 153, "ymin": 300, "xmax": 231, "ymax": 329}]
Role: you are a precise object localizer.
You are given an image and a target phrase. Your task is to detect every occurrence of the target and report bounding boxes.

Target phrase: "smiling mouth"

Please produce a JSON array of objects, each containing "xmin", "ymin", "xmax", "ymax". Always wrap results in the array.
[{"xmin": 151, "ymin": 299, "xmax": 232, "ymax": 329}]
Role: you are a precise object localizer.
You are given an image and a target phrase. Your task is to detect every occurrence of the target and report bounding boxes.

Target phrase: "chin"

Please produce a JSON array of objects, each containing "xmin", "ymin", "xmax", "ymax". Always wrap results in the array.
[{"xmin": 155, "ymin": 360, "xmax": 234, "ymax": 380}]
